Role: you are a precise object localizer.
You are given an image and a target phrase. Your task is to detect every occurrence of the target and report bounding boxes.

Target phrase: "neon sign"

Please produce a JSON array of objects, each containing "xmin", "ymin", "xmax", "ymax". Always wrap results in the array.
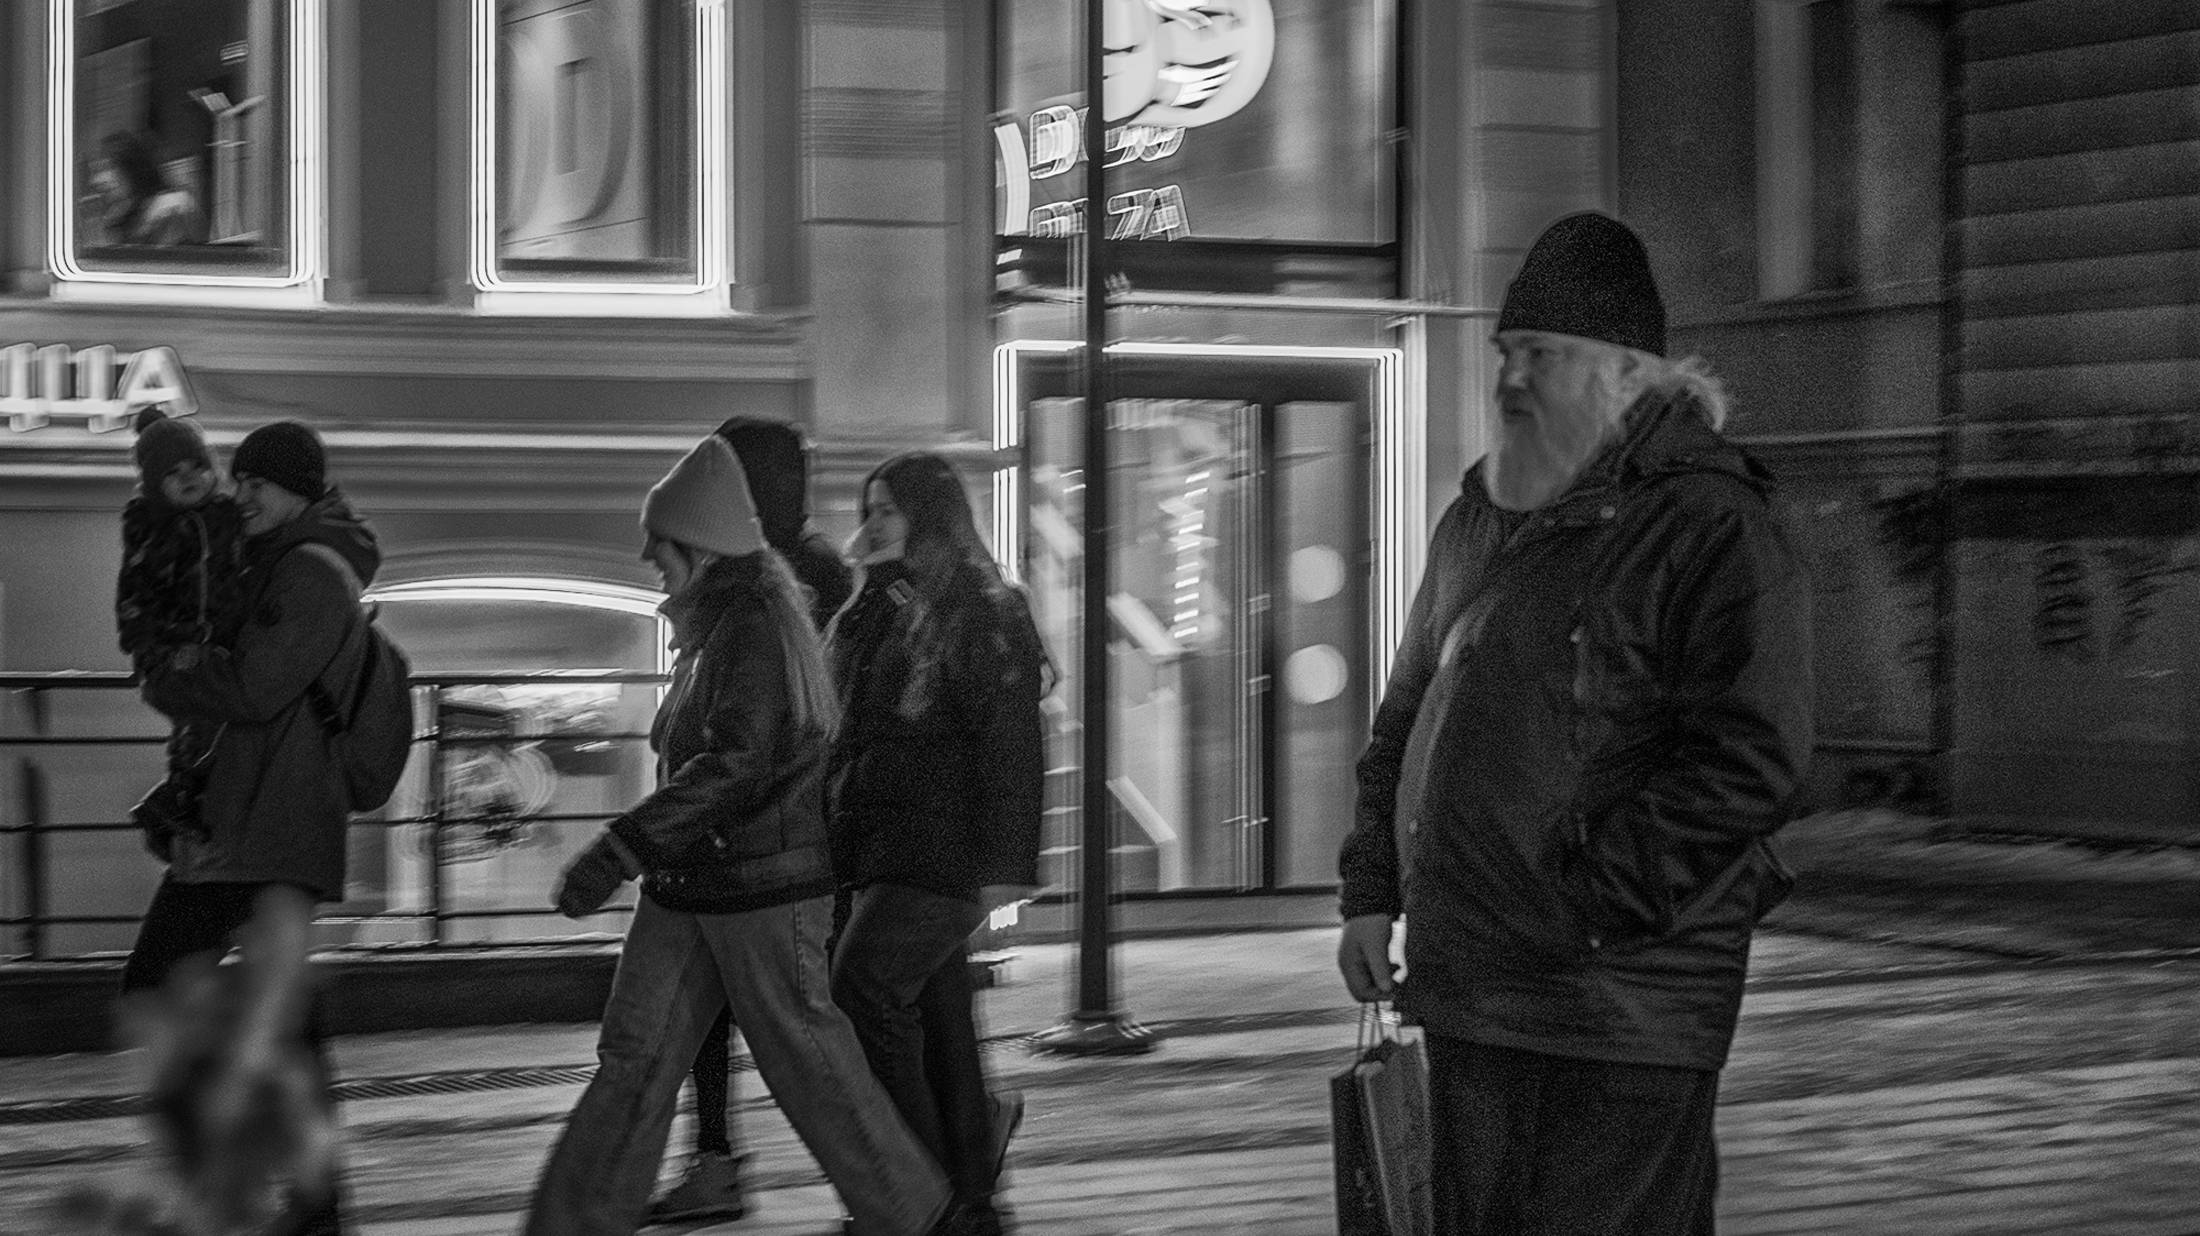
[
  {"xmin": 996, "ymin": 0, "xmax": 1276, "ymax": 240},
  {"xmin": 997, "ymin": 109, "xmax": 1194, "ymax": 240},
  {"xmin": 0, "ymin": 344, "xmax": 197, "ymax": 432},
  {"xmin": 1104, "ymin": 0, "xmax": 1276, "ymax": 128}
]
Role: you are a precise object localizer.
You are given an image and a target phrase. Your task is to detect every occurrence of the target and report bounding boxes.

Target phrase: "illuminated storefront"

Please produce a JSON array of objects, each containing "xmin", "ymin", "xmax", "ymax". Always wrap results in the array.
[
  {"xmin": 987, "ymin": 0, "xmax": 1416, "ymax": 901},
  {"xmin": 2, "ymin": 0, "xmax": 1608, "ymax": 955},
  {"xmin": 0, "ymin": 0, "xmax": 986, "ymax": 954}
]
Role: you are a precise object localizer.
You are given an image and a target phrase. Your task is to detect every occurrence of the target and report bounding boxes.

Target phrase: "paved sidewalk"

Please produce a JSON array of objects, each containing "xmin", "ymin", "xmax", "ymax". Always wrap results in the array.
[{"xmin": 6, "ymin": 927, "xmax": 2200, "ymax": 1234}]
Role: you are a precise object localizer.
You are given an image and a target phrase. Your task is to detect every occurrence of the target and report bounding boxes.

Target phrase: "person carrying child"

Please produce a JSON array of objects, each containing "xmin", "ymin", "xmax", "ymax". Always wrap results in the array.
[{"xmin": 114, "ymin": 405, "xmax": 250, "ymax": 861}]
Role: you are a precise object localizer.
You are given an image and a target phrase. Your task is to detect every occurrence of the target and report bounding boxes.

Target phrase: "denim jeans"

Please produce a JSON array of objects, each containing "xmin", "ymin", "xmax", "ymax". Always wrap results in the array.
[
  {"xmin": 523, "ymin": 895, "xmax": 951, "ymax": 1236},
  {"xmin": 831, "ymin": 883, "xmax": 994, "ymax": 1205}
]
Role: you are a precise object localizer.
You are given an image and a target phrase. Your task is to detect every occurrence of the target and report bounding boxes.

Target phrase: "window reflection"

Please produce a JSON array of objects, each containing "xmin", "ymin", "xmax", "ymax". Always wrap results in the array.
[
  {"xmin": 62, "ymin": 0, "xmax": 296, "ymax": 279},
  {"xmin": 483, "ymin": 0, "xmax": 704, "ymax": 287},
  {"xmin": 349, "ymin": 582, "xmax": 668, "ymax": 945}
]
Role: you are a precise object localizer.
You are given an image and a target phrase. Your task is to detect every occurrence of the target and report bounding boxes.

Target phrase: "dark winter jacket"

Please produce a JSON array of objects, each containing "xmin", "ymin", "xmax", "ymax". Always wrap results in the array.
[
  {"xmin": 715, "ymin": 417, "xmax": 853, "ymax": 630},
  {"xmin": 141, "ymin": 491, "xmax": 382, "ymax": 900},
  {"xmin": 609, "ymin": 553, "xmax": 838, "ymax": 915},
  {"xmin": 827, "ymin": 561, "xmax": 1046, "ymax": 902},
  {"xmin": 115, "ymin": 493, "xmax": 250, "ymax": 669},
  {"xmin": 1339, "ymin": 389, "xmax": 1815, "ymax": 1070}
]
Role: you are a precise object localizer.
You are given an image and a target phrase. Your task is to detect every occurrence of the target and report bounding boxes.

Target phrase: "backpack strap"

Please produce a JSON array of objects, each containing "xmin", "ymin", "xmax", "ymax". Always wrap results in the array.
[
  {"xmin": 286, "ymin": 543, "xmax": 368, "ymax": 735},
  {"xmin": 293, "ymin": 542, "xmax": 365, "ymax": 602}
]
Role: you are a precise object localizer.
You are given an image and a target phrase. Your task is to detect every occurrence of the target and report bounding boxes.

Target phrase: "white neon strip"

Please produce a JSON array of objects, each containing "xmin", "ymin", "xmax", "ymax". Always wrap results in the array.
[
  {"xmin": 48, "ymin": 0, "xmax": 326, "ymax": 292},
  {"xmin": 364, "ymin": 576, "xmax": 673, "ymax": 676},
  {"xmin": 990, "ymin": 339, "xmax": 1418, "ymax": 702},
  {"xmin": 470, "ymin": 0, "xmax": 729, "ymax": 304}
]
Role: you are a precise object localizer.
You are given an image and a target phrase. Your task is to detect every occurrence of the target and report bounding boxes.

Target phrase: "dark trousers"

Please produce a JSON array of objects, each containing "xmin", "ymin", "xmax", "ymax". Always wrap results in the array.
[
  {"xmin": 1426, "ymin": 1034, "xmax": 1720, "ymax": 1236},
  {"xmin": 122, "ymin": 876, "xmax": 344, "ymax": 1236},
  {"xmin": 831, "ymin": 882, "xmax": 993, "ymax": 1204},
  {"xmin": 687, "ymin": 1006, "xmax": 738, "ymax": 1156}
]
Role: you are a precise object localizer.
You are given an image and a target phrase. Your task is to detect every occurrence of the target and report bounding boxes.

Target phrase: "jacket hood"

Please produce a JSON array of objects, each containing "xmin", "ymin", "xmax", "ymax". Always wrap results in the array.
[
  {"xmin": 1596, "ymin": 388, "xmax": 1771, "ymax": 494},
  {"xmin": 253, "ymin": 486, "xmax": 382, "ymax": 587},
  {"xmin": 714, "ymin": 417, "xmax": 812, "ymax": 551}
]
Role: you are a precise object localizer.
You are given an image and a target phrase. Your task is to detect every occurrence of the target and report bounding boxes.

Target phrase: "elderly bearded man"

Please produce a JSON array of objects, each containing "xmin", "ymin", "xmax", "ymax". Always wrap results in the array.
[{"xmin": 1336, "ymin": 212, "xmax": 1814, "ymax": 1235}]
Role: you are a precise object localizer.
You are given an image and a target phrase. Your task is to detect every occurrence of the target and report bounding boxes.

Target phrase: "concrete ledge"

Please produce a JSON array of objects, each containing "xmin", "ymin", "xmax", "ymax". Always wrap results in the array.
[
  {"xmin": 0, "ymin": 892, "xmax": 1343, "ymax": 1056},
  {"xmin": 0, "ymin": 943, "xmax": 1015, "ymax": 1057},
  {"xmin": 1004, "ymin": 889, "xmax": 1340, "ymax": 943},
  {"xmin": 0, "ymin": 946, "xmax": 621, "ymax": 1057}
]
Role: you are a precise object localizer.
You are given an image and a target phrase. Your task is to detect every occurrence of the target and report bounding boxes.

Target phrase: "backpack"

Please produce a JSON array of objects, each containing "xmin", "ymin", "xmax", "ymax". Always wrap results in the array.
[{"xmin": 295, "ymin": 545, "xmax": 416, "ymax": 812}]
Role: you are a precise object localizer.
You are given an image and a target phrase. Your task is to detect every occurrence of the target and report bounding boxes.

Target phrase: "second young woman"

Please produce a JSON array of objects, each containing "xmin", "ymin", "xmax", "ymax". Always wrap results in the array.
[{"xmin": 827, "ymin": 452, "xmax": 1050, "ymax": 1236}]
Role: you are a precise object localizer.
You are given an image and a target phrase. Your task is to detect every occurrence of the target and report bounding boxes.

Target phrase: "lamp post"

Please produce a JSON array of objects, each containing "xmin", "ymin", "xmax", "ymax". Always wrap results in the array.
[{"xmin": 1033, "ymin": 0, "xmax": 1154, "ymax": 1057}]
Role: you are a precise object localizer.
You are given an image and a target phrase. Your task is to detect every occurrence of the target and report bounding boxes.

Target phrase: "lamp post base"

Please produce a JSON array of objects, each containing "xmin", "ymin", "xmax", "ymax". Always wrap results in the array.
[{"xmin": 1031, "ymin": 1012, "xmax": 1158, "ymax": 1057}]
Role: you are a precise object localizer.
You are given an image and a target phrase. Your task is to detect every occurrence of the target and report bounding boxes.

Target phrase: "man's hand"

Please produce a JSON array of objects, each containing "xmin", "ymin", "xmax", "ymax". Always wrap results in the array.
[
  {"xmin": 1338, "ymin": 913, "xmax": 1399, "ymax": 1002},
  {"xmin": 554, "ymin": 834, "xmax": 637, "ymax": 919}
]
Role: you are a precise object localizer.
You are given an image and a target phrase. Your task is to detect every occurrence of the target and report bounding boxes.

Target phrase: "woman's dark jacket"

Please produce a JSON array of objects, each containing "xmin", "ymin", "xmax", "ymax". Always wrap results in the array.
[
  {"xmin": 1339, "ymin": 390, "xmax": 1815, "ymax": 1071},
  {"xmin": 609, "ymin": 554, "xmax": 837, "ymax": 914},
  {"xmin": 827, "ymin": 561, "xmax": 1046, "ymax": 902}
]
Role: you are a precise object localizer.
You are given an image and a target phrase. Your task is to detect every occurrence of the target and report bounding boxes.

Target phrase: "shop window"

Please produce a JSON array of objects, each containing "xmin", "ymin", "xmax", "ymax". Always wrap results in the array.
[
  {"xmin": 471, "ymin": 0, "xmax": 728, "ymax": 314},
  {"xmin": 48, "ymin": 0, "xmax": 323, "ymax": 299},
  {"xmin": 352, "ymin": 576, "xmax": 671, "ymax": 945},
  {"xmin": 1755, "ymin": 0, "xmax": 1858, "ymax": 298}
]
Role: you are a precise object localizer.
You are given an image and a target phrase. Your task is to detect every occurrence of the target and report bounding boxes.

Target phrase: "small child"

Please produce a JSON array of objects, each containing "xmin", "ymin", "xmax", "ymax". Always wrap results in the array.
[{"xmin": 115, "ymin": 406, "xmax": 249, "ymax": 857}]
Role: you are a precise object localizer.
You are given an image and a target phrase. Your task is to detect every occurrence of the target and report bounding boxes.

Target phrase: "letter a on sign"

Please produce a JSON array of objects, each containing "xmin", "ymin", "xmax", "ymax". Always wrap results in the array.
[{"xmin": 118, "ymin": 347, "xmax": 197, "ymax": 418}]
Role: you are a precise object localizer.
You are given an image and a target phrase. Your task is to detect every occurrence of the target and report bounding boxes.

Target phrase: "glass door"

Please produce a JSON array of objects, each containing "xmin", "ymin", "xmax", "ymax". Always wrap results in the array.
[{"xmin": 1011, "ymin": 351, "xmax": 1378, "ymax": 894}]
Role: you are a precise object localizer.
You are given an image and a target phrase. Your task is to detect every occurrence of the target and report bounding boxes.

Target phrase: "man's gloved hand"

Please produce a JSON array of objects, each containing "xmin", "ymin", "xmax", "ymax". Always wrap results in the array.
[
  {"xmin": 554, "ymin": 833, "xmax": 640, "ymax": 919},
  {"xmin": 1338, "ymin": 913, "xmax": 1399, "ymax": 1003}
]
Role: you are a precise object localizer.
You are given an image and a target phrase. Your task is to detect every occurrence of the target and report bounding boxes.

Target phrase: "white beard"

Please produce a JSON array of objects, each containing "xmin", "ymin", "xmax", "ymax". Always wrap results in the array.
[{"xmin": 1482, "ymin": 392, "xmax": 1626, "ymax": 512}]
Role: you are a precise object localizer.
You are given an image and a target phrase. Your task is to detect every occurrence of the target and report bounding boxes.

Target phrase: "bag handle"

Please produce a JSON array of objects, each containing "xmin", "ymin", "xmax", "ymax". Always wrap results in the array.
[{"xmin": 1356, "ymin": 1001, "xmax": 1400, "ymax": 1053}]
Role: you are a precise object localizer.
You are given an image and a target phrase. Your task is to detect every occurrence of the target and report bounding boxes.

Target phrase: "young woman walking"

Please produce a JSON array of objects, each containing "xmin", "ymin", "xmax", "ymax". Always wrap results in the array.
[
  {"xmin": 523, "ymin": 437, "xmax": 956, "ymax": 1236},
  {"xmin": 827, "ymin": 452, "xmax": 1049, "ymax": 1236}
]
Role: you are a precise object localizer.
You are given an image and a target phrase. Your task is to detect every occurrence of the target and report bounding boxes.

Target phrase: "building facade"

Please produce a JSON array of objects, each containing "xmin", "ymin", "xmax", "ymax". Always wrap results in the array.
[{"xmin": 11, "ymin": 0, "xmax": 2182, "ymax": 960}]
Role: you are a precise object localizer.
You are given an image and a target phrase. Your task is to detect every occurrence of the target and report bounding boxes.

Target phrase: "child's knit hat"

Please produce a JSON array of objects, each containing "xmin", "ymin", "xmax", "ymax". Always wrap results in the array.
[{"xmin": 131, "ymin": 405, "xmax": 215, "ymax": 496}]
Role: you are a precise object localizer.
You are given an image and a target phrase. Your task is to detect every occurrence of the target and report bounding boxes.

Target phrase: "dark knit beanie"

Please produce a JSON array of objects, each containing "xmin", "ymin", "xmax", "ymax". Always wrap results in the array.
[
  {"xmin": 131, "ymin": 405, "xmax": 215, "ymax": 494},
  {"xmin": 1496, "ymin": 212, "xmax": 1667, "ymax": 357},
  {"xmin": 231, "ymin": 420, "xmax": 328, "ymax": 500}
]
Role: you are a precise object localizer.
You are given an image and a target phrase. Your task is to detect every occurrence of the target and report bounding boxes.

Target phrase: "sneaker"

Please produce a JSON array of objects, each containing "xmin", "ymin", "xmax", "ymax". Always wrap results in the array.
[
  {"xmin": 985, "ymin": 1089, "xmax": 1024, "ymax": 1186},
  {"xmin": 645, "ymin": 1151, "xmax": 748, "ymax": 1223}
]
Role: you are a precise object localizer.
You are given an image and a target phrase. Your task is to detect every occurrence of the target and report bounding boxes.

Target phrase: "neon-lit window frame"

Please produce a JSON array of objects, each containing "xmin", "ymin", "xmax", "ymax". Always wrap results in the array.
[
  {"xmin": 468, "ymin": 0, "xmax": 730, "ymax": 315},
  {"xmin": 364, "ymin": 576, "xmax": 675, "ymax": 678},
  {"xmin": 991, "ymin": 340, "xmax": 1419, "ymax": 700},
  {"xmin": 45, "ymin": 0, "xmax": 326, "ymax": 300}
]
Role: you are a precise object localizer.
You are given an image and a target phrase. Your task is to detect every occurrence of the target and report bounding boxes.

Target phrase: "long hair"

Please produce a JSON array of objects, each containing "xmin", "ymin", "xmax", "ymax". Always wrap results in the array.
[
  {"xmin": 853, "ymin": 451, "xmax": 1056, "ymax": 697},
  {"xmin": 861, "ymin": 451, "xmax": 1005, "ymax": 599},
  {"xmin": 752, "ymin": 549, "xmax": 841, "ymax": 736}
]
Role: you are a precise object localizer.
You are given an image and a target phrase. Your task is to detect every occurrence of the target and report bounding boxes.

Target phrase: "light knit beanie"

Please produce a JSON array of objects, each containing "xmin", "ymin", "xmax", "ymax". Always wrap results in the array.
[{"xmin": 642, "ymin": 436, "xmax": 766, "ymax": 558}]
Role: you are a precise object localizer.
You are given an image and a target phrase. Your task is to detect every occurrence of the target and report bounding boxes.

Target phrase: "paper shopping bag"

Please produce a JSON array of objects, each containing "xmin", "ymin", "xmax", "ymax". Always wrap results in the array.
[{"xmin": 1332, "ymin": 1012, "xmax": 1431, "ymax": 1235}]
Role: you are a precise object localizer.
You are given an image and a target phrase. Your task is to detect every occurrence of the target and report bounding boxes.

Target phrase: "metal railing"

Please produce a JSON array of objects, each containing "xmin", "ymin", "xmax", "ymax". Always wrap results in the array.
[{"xmin": 1, "ymin": 669, "xmax": 669, "ymax": 962}]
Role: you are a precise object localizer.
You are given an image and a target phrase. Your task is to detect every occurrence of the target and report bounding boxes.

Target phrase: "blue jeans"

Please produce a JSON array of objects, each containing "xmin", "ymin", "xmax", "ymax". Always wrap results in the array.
[
  {"xmin": 831, "ymin": 883, "xmax": 994, "ymax": 1206},
  {"xmin": 523, "ymin": 895, "xmax": 950, "ymax": 1236}
]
